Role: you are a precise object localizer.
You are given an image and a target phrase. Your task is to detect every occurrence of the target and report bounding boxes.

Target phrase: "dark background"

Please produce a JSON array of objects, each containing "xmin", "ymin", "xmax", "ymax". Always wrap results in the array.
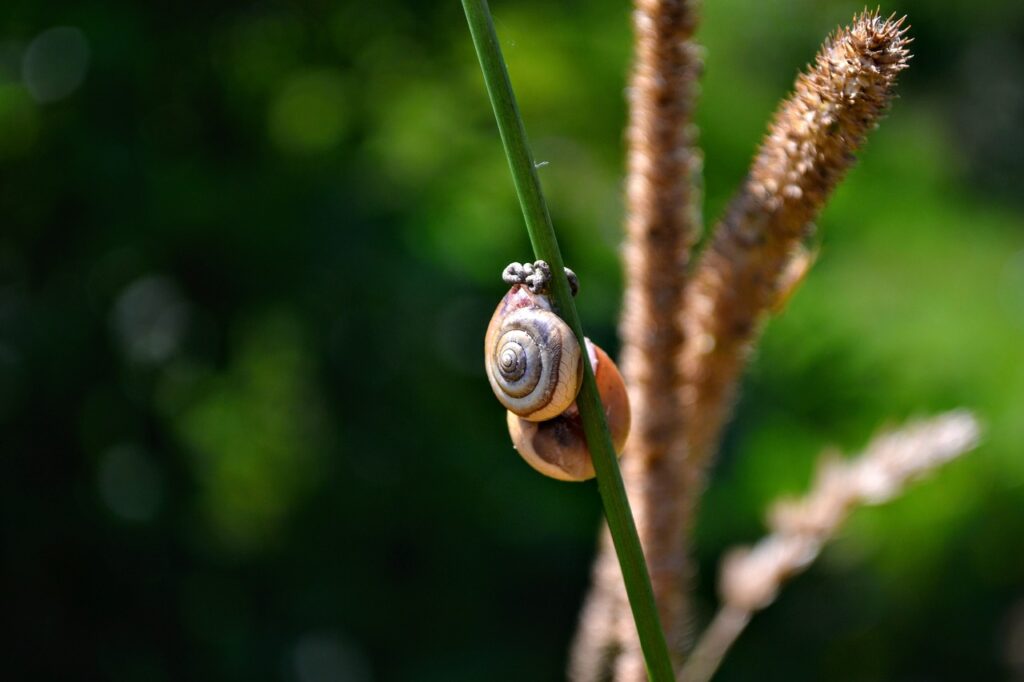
[{"xmin": 2, "ymin": 1, "xmax": 1023, "ymax": 680}]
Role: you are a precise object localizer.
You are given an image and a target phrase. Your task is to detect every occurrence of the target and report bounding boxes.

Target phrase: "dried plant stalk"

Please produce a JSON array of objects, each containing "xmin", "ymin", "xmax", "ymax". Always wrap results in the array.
[
  {"xmin": 570, "ymin": 0, "xmax": 702, "ymax": 679},
  {"xmin": 681, "ymin": 10, "xmax": 911, "ymax": 485},
  {"xmin": 680, "ymin": 411, "xmax": 981, "ymax": 682},
  {"xmin": 576, "ymin": 11, "xmax": 912, "ymax": 680},
  {"xmin": 570, "ymin": 530, "xmax": 624, "ymax": 681}
]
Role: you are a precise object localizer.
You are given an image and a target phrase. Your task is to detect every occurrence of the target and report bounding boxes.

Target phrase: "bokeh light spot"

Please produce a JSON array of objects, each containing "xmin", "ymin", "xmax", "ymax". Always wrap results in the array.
[
  {"xmin": 269, "ymin": 69, "xmax": 349, "ymax": 155},
  {"xmin": 21, "ymin": 26, "xmax": 89, "ymax": 103},
  {"xmin": 111, "ymin": 275, "xmax": 190, "ymax": 366},
  {"xmin": 292, "ymin": 632, "xmax": 371, "ymax": 682},
  {"xmin": 97, "ymin": 444, "xmax": 164, "ymax": 522},
  {"xmin": 172, "ymin": 314, "xmax": 330, "ymax": 551}
]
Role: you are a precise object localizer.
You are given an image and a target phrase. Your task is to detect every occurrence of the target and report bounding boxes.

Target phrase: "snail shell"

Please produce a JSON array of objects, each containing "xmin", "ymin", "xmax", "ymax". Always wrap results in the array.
[
  {"xmin": 484, "ymin": 284, "xmax": 583, "ymax": 422},
  {"xmin": 507, "ymin": 340, "xmax": 631, "ymax": 482}
]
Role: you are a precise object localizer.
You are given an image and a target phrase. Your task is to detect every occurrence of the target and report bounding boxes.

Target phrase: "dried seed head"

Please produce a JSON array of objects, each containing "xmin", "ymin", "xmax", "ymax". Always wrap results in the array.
[
  {"xmin": 720, "ymin": 411, "xmax": 980, "ymax": 613},
  {"xmin": 681, "ymin": 10, "xmax": 912, "ymax": 474},
  {"xmin": 748, "ymin": 10, "xmax": 911, "ymax": 221}
]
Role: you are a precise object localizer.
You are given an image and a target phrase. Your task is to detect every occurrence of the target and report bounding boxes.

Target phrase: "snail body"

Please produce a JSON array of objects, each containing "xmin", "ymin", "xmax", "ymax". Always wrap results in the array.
[
  {"xmin": 484, "ymin": 262, "xmax": 631, "ymax": 482},
  {"xmin": 507, "ymin": 340, "xmax": 630, "ymax": 481}
]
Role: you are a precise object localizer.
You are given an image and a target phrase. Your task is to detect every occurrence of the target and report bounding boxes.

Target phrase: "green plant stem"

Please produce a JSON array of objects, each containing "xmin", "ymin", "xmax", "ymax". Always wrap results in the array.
[{"xmin": 460, "ymin": 1, "xmax": 674, "ymax": 679}]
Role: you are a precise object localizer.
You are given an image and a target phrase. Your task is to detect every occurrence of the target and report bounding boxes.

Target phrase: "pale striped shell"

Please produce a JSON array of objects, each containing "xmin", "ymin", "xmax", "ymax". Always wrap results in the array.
[{"xmin": 485, "ymin": 286, "xmax": 582, "ymax": 422}]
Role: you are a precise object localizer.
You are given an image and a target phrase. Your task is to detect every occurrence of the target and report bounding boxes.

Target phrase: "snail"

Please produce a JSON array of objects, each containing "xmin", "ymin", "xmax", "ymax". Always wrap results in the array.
[{"xmin": 485, "ymin": 261, "xmax": 631, "ymax": 481}]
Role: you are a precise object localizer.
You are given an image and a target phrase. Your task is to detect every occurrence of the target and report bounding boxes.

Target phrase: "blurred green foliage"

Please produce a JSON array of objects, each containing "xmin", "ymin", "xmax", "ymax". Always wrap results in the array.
[{"xmin": 1, "ymin": 0, "xmax": 1022, "ymax": 680}]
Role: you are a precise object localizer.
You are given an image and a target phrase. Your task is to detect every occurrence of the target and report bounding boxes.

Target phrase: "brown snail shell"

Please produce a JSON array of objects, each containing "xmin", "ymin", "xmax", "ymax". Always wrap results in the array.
[
  {"xmin": 507, "ymin": 340, "xmax": 631, "ymax": 481},
  {"xmin": 484, "ymin": 284, "xmax": 583, "ymax": 422}
]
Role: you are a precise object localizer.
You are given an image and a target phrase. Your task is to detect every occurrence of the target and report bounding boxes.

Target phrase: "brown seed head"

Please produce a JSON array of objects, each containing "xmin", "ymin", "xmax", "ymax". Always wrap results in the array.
[
  {"xmin": 747, "ymin": 10, "xmax": 911, "ymax": 227},
  {"xmin": 682, "ymin": 10, "xmax": 912, "ymax": 467}
]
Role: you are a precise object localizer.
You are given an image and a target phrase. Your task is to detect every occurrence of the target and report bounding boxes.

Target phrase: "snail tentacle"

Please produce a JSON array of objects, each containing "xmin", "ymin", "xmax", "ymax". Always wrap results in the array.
[{"xmin": 502, "ymin": 260, "xmax": 579, "ymax": 296}]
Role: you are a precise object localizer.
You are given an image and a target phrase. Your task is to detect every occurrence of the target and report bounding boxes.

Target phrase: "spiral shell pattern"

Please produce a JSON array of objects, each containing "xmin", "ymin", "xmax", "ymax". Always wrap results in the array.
[{"xmin": 485, "ymin": 294, "xmax": 582, "ymax": 422}]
